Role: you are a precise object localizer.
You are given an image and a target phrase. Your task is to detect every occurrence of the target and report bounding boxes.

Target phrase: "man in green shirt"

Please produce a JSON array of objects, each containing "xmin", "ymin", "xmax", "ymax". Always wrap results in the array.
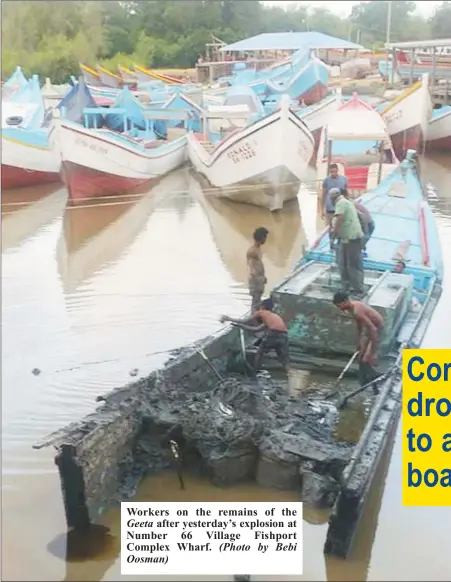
[{"xmin": 330, "ymin": 189, "xmax": 365, "ymax": 296}]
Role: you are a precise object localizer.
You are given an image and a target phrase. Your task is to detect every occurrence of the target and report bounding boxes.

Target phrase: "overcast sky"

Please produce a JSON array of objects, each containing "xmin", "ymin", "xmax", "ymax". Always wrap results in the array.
[{"xmin": 263, "ymin": 1, "xmax": 443, "ymax": 17}]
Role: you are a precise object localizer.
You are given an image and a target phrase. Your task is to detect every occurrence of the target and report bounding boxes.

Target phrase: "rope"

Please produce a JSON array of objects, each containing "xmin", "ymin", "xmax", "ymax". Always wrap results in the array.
[{"xmin": 33, "ymin": 323, "xmax": 230, "ymax": 375}]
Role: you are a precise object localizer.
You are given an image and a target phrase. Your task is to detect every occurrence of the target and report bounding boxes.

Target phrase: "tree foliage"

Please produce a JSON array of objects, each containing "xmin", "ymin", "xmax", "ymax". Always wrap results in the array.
[{"xmin": 1, "ymin": 0, "xmax": 441, "ymax": 82}]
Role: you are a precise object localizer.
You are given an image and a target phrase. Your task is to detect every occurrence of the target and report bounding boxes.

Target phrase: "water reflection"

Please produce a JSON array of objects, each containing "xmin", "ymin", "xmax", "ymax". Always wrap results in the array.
[
  {"xmin": 1, "ymin": 184, "xmax": 66, "ymax": 251},
  {"xmin": 187, "ymin": 171, "xmax": 307, "ymax": 290},
  {"xmin": 56, "ymin": 171, "xmax": 190, "ymax": 294}
]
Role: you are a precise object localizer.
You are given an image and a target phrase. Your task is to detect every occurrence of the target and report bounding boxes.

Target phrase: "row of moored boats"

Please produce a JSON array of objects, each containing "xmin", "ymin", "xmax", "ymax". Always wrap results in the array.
[{"xmin": 2, "ymin": 53, "xmax": 450, "ymax": 211}]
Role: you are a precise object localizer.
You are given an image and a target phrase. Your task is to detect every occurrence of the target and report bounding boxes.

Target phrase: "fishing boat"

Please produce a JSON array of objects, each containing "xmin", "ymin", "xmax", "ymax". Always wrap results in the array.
[
  {"xmin": 97, "ymin": 65, "xmax": 124, "ymax": 89},
  {"xmin": 426, "ymin": 105, "xmax": 451, "ymax": 151},
  {"xmin": 316, "ymin": 93, "xmax": 398, "ymax": 195},
  {"xmin": 265, "ymin": 50, "xmax": 329, "ymax": 106},
  {"xmin": 56, "ymin": 170, "xmax": 188, "ymax": 294},
  {"xmin": 79, "ymin": 63, "xmax": 103, "ymax": 87},
  {"xmin": 118, "ymin": 65, "xmax": 138, "ymax": 86},
  {"xmin": 34, "ymin": 149, "xmax": 442, "ymax": 565},
  {"xmin": 379, "ymin": 73, "xmax": 432, "ymax": 160},
  {"xmin": 379, "ymin": 51, "xmax": 451, "ymax": 82},
  {"xmin": 2, "ymin": 66, "xmax": 28, "ymax": 101},
  {"xmin": 187, "ymin": 94, "xmax": 315, "ymax": 211},
  {"xmin": 57, "ymin": 80, "xmax": 192, "ymax": 202},
  {"xmin": 1, "ymin": 184, "xmax": 66, "ymax": 252},
  {"xmin": 134, "ymin": 64, "xmax": 184, "ymax": 86},
  {"xmin": 2, "ymin": 75, "xmax": 61, "ymax": 190}
]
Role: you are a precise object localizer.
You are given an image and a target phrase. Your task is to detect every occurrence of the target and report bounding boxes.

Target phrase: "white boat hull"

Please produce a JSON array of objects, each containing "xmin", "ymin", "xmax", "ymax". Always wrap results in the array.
[
  {"xmin": 380, "ymin": 73, "xmax": 432, "ymax": 159},
  {"xmin": 187, "ymin": 99, "xmax": 315, "ymax": 211},
  {"xmin": 58, "ymin": 121, "xmax": 188, "ymax": 202},
  {"xmin": 1, "ymin": 126, "xmax": 61, "ymax": 189},
  {"xmin": 426, "ymin": 107, "xmax": 451, "ymax": 151}
]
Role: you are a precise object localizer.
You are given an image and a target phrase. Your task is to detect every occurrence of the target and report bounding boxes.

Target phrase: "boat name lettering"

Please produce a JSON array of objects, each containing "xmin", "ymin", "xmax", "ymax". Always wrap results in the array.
[
  {"xmin": 385, "ymin": 109, "xmax": 402, "ymax": 124},
  {"xmin": 75, "ymin": 137, "xmax": 109, "ymax": 156},
  {"xmin": 227, "ymin": 142, "xmax": 256, "ymax": 163}
]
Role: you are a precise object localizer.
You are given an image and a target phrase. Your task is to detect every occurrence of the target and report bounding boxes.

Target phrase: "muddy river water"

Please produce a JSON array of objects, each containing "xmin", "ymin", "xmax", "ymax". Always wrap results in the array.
[{"xmin": 2, "ymin": 154, "xmax": 450, "ymax": 581}]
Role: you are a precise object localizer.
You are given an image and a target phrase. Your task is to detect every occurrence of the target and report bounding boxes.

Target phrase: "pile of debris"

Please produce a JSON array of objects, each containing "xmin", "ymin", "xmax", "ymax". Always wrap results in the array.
[{"xmin": 118, "ymin": 371, "xmax": 353, "ymax": 508}]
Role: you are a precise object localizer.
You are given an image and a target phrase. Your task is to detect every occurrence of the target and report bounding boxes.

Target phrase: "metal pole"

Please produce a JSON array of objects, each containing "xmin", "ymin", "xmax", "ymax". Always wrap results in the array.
[
  {"xmin": 410, "ymin": 49, "xmax": 414, "ymax": 85},
  {"xmin": 431, "ymin": 46, "xmax": 437, "ymax": 89},
  {"xmin": 391, "ymin": 48, "xmax": 395, "ymax": 86},
  {"xmin": 386, "ymin": 1, "xmax": 392, "ymax": 45}
]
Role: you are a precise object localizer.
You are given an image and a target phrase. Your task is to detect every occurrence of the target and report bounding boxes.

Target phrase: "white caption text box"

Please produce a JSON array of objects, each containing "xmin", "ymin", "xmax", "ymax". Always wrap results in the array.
[{"xmin": 121, "ymin": 501, "xmax": 303, "ymax": 575}]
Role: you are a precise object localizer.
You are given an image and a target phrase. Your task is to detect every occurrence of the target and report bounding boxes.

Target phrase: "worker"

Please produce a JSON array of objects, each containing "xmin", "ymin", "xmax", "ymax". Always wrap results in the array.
[
  {"xmin": 342, "ymin": 189, "xmax": 375, "ymax": 254},
  {"xmin": 220, "ymin": 298, "xmax": 289, "ymax": 374},
  {"xmin": 332, "ymin": 290, "xmax": 384, "ymax": 385},
  {"xmin": 329, "ymin": 188, "xmax": 365, "ymax": 297},
  {"xmin": 320, "ymin": 164, "xmax": 348, "ymax": 229},
  {"xmin": 247, "ymin": 227, "xmax": 268, "ymax": 313}
]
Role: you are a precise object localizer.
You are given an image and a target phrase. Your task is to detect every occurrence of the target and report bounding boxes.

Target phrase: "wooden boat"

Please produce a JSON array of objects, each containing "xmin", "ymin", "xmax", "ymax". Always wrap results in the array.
[
  {"xmin": 297, "ymin": 92, "xmax": 344, "ymax": 148},
  {"xmin": 97, "ymin": 65, "xmax": 123, "ymax": 89},
  {"xmin": 266, "ymin": 51, "xmax": 330, "ymax": 106},
  {"xmin": 134, "ymin": 64, "xmax": 184, "ymax": 86},
  {"xmin": 316, "ymin": 93, "xmax": 399, "ymax": 196},
  {"xmin": 2, "ymin": 76, "xmax": 61, "ymax": 190},
  {"xmin": 2, "ymin": 66, "xmax": 28, "ymax": 101},
  {"xmin": 34, "ymin": 149, "xmax": 442, "ymax": 562},
  {"xmin": 118, "ymin": 65, "xmax": 138, "ymax": 86},
  {"xmin": 187, "ymin": 94, "xmax": 315, "ymax": 211},
  {"xmin": 426, "ymin": 105, "xmax": 451, "ymax": 151},
  {"xmin": 1, "ymin": 184, "xmax": 66, "ymax": 252},
  {"xmin": 379, "ymin": 52, "xmax": 451, "ymax": 82},
  {"xmin": 79, "ymin": 63, "xmax": 103, "ymax": 87},
  {"xmin": 379, "ymin": 74, "xmax": 432, "ymax": 160},
  {"xmin": 56, "ymin": 170, "xmax": 188, "ymax": 294},
  {"xmin": 57, "ymin": 78, "xmax": 193, "ymax": 202}
]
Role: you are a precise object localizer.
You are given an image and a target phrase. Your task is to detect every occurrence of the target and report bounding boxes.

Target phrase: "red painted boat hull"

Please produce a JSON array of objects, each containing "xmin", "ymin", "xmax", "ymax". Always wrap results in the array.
[
  {"xmin": 297, "ymin": 81, "xmax": 328, "ymax": 106},
  {"xmin": 389, "ymin": 124, "xmax": 423, "ymax": 160},
  {"xmin": 1, "ymin": 165, "xmax": 61, "ymax": 190},
  {"xmin": 62, "ymin": 161, "xmax": 155, "ymax": 204}
]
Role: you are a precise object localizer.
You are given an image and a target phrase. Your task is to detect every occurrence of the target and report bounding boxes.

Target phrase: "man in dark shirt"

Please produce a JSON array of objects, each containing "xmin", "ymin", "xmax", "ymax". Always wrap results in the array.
[
  {"xmin": 321, "ymin": 164, "xmax": 348, "ymax": 228},
  {"xmin": 220, "ymin": 298, "xmax": 289, "ymax": 373}
]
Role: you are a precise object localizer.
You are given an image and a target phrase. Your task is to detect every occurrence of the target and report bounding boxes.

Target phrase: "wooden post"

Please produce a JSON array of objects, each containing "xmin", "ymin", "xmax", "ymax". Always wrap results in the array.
[
  {"xmin": 377, "ymin": 141, "xmax": 384, "ymax": 185},
  {"xmin": 431, "ymin": 46, "xmax": 437, "ymax": 89},
  {"xmin": 390, "ymin": 48, "xmax": 395, "ymax": 86}
]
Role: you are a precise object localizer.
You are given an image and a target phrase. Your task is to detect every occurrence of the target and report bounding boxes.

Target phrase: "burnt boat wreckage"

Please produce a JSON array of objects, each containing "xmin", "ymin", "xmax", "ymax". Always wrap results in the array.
[{"xmin": 34, "ymin": 151, "xmax": 443, "ymax": 559}]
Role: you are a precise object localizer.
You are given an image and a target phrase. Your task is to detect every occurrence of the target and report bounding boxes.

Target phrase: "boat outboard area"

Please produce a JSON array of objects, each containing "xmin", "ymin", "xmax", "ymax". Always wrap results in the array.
[{"xmin": 33, "ymin": 149, "xmax": 442, "ymax": 560}]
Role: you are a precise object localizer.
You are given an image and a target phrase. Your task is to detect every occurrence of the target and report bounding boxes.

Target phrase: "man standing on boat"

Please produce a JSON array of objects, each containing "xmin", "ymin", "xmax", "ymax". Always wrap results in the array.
[
  {"xmin": 320, "ymin": 164, "xmax": 348, "ymax": 229},
  {"xmin": 342, "ymin": 189, "xmax": 375, "ymax": 255},
  {"xmin": 329, "ymin": 189, "xmax": 365, "ymax": 296},
  {"xmin": 332, "ymin": 290, "xmax": 383, "ymax": 384},
  {"xmin": 247, "ymin": 227, "xmax": 269, "ymax": 313},
  {"xmin": 220, "ymin": 298, "xmax": 289, "ymax": 374}
]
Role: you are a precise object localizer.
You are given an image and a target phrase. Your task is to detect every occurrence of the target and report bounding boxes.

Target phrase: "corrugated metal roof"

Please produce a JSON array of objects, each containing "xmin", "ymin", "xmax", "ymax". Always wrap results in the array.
[
  {"xmin": 220, "ymin": 32, "xmax": 363, "ymax": 53},
  {"xmin": 385, "ymin": 39, "xmax": 451, "ymax": 50}
]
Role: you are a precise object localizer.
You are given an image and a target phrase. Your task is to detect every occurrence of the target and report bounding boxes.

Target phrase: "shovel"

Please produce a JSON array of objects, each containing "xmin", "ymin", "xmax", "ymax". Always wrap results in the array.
[{"xmin": 325, "ymin": 350, "xmax": 359, "ymax": 400}]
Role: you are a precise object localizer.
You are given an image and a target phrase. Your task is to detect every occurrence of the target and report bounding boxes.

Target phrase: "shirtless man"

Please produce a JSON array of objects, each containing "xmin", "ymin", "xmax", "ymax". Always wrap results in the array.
[
  {"xmin": 247, "ymin": 227, "xmax": 268, "ymax": 313},
  {"xmin": 220, "ymin": 298, "xmax": 289, "ymax": 373},
  {"xmin": 332, "ymin": 290, "xmax": 384, "ymax": 384}
]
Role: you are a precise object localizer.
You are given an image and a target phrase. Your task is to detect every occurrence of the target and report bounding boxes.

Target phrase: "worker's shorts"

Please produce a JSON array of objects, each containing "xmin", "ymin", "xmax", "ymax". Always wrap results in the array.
[{"xmin": 259, "ymin": 330, "xmax": 289, "ymax": 364}]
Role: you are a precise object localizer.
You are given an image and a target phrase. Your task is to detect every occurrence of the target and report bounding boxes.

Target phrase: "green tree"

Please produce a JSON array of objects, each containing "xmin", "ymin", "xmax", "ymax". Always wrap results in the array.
[
  {"xmin": 429, "ymin": 1, "xmax": 451, "ymax": 38},
  {"xmin": 350, "ymin": 1, "xmax": 417, "ymax": 45}
]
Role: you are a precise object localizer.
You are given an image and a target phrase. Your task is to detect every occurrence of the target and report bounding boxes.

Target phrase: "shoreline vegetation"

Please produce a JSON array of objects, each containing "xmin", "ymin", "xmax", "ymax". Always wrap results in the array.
[{"xmin": 2, "ymin": 0, "xmax": 450, "ymax": 84}]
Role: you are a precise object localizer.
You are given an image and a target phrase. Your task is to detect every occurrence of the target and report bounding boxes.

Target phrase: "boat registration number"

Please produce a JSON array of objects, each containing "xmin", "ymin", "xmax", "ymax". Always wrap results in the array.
[
  {"xmin": 227, "ymin": 142, "xmax": 256, "ymax": 163},
  {"xmin": 75, "ymin": 136, "xmax": 109, "ymax": 156},
  {"xmin": 384, "ymin": 109, "xmax": 402, "ymax": 124}
]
